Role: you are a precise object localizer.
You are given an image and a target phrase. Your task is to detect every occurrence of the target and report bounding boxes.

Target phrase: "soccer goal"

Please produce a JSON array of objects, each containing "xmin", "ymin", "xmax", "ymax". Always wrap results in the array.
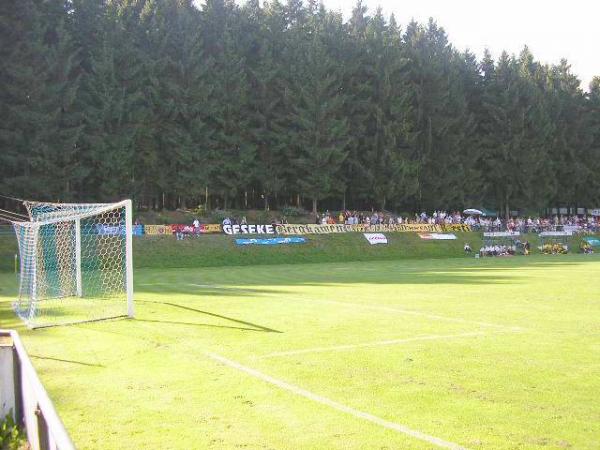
[{"xmin": 11, "ymin": 200, "xmax": 134, "ymax": 328}]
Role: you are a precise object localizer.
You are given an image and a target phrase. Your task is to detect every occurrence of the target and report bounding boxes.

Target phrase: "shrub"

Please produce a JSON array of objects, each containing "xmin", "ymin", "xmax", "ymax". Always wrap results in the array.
[
  {"xmin": 211, "ymin": 209, "xmax": 235, "ymax": 223},
  {"xmin": 0, "ymin": 413, "xmax": 25, "ymax": 450},
  {"xmin": 281, "ymin": 206, "xmax": 308, "ymax": 217}
]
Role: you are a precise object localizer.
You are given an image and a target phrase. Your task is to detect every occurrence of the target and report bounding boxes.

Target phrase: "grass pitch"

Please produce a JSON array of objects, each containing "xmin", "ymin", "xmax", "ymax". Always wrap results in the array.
[{"xmin": 1, "ymin": 255, "xmax": 599, "ymax": 449}]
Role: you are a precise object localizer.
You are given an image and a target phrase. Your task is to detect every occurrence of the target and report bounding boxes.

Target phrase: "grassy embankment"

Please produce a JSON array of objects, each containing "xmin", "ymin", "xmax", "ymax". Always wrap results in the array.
[{"xmin": 0, "ymin": 231, "xmax": 596, "ymax": 272}]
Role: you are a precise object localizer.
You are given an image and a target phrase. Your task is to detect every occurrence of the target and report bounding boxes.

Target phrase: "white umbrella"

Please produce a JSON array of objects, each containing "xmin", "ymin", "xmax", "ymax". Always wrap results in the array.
[{"xmin": 463, "ymin": 208, "xmax": 483, "ymax": 215}]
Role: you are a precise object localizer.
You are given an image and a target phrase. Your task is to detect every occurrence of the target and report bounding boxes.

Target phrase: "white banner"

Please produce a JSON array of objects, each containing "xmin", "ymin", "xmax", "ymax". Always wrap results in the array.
[
  {"xmin": 483, "ymin": 232, "xmax": 520, "ymax": 237},
  {"xmin": 418, "ymin": 233, "xmax": 457, "ymax": 240},
  {"xmin": 539, "ymin": 231, "xmax": 573, "ymax": 237},
  {"xmin": 222, "ymin": 224, "xmax": 275, "ymax": 235},
  {"xmin": 363, "ymin": 233, "xmax": 388, "ymax": 245}
]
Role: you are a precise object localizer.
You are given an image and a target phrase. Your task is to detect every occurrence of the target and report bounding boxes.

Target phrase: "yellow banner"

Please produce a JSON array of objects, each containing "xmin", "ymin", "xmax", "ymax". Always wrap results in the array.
[
  {"xmin": 441, "ymin": 224, "xmax": 471, "ymax": 232},
  {"xmin": 200, "ymin": 224, "xmax": 222, "ymax": 233},
  {"xmin": 365, "ymin": 224, "xmax": 442, "ymax": 233},
  {"xmin": 144, "ymin": 225, "xmax": 172, "ymax": 235},
  {"xmin": 275, "ymin": 223, "xmax": 442, "ymax": 235}
]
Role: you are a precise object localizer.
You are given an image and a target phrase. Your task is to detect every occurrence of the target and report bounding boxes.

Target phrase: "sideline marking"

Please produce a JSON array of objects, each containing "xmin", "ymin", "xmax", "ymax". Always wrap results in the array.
[
  {"xmin": 259, "ymin": 331, "xmax": 488, "ymax": 358},
  {"xmin": 206, "ymin": 351, "xmax": 469, "ymax": 450}
]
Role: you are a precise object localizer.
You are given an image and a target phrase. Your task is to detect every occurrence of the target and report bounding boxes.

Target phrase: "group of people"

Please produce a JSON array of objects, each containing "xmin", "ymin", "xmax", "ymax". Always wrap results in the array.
[
  {"xmin": 540, "ymin": 243, "xmax": 569, "ymax": 254},
  {"xmin": 317, "ymin": 210, "xmax": 600, "ymax": 234},
  {"xmin": 478, "ymin": 244, "xmax": 518, "ymax": 257},
  {"xmin": 171, "ymin": 209, "xmax": 600, "ymax": 241},
  {"xmin": 467, "ymin": 239, "xmax": 531, "ymax": 257},
  {"xmin": 317, "ymin": 211, "xmax": 401, "ymax": 226}
]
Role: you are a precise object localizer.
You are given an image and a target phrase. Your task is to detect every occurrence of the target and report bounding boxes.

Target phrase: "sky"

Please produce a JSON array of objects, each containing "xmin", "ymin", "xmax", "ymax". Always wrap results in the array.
[{"xmin": 321, "ymin": 0, "xmax": 599, "ymax": 90}]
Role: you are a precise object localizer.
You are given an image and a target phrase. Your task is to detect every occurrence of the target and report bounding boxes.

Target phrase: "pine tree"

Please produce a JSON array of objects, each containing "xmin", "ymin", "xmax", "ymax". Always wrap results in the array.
[
  {"xmin": 0, "ymin": 0, "xmax": 82, "ymax": 200},
  {"xmin": 202, "ymin": 0, "xmax": 255, "ymax": 210},
  {"xmin": 289, "ymin": 23, "xmax": 349, "ymax": 214}
]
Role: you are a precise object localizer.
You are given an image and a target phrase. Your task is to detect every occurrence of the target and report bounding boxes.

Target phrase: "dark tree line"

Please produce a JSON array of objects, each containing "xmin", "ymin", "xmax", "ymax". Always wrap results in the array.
[{"xmin": 1, "ymin": 0, "xmax": 600, "ymax": 215}]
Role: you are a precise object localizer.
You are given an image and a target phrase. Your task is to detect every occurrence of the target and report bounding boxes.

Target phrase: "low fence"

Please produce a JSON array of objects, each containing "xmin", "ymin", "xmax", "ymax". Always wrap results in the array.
[{"xmin": 0, "ymin": 329, "xmax": 75, "ymax": 450}]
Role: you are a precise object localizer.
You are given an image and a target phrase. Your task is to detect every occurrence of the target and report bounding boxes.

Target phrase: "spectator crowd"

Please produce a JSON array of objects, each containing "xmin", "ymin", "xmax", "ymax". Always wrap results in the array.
[{"xmin": 314, "ymin": 210, "xmax": 600, "ymax": 233}]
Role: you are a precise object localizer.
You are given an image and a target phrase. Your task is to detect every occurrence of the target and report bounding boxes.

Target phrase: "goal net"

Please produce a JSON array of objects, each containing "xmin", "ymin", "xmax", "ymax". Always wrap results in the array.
[{"xmin": 11, "ymin": 200, "xmax": 134, "ymax": 328}]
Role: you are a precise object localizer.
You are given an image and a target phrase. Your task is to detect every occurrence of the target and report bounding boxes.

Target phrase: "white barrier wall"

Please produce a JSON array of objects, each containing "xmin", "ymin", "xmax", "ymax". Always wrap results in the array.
[{"xmin": 0, "ymin": 330, "xmax": 75, "ymax": 450}]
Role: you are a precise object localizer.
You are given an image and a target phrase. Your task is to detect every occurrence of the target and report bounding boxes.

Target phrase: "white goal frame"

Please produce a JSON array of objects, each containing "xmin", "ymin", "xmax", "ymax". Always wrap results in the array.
[{"xmin": 12, "ymin": 199, "xmax": 134, "ymax": 328}]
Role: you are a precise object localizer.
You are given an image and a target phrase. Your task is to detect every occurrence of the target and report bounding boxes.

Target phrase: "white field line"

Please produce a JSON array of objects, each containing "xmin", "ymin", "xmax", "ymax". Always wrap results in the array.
[
  {"xmin": 322, "ymin": 299, "xmax": 525, "ymax": 331},
  {"xmin": 189, "ymin": 283, "xmax": 525, "ymax": 330},
  {"xmin": 139, "ymin": 282, "xmax": 220, "ymax": 288},
  {"xmin": 206, "ymin": 351, "xmax": 469, "ymax": 450},
  {"xmin": 259, "ymin": 331, "xmax": 490, "ymax": 358},
  {"xmin": 261, "ymin": 294, "xmax": 524, "ymax": 331},
  {"xmin": 142, "ymin": 282, "xmax": 523, "ymax": 331}
]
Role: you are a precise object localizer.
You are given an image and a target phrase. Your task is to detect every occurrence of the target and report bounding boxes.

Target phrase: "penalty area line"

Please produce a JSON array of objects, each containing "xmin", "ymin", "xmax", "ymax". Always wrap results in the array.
[
  {"xmin": 259, "ymin": 331, "xmax": 489, "ymax": 358},
  {"xmin": 205, "ymin": 351, "xmax": 469, "ymax": 450},
  {"xmin": 287, "ymin": 296, "xmax": 524, "ymax": 331}
]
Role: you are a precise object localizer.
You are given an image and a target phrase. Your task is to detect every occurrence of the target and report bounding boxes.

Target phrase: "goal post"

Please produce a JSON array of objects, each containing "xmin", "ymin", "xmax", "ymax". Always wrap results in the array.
[{"xmin": 12, "ymin": 200, "xmax": 134, "ymax": 328}]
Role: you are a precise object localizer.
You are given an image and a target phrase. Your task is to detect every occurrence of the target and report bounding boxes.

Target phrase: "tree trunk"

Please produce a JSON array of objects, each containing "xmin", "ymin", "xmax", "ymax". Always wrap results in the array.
[
  {"xmin": 296, "ymin": 194, "xmax": 301, "ymax": 208},
  {"xmin": 205, "ymin": 186, "xmax": 209, "ymax": 211},
  {"xmin": 342, "ymin": 191, "xmax": 346, "ymax": 211},
  {"xmin": 312, "ymin": 198, "xmax": 317, "ymax": 215}
]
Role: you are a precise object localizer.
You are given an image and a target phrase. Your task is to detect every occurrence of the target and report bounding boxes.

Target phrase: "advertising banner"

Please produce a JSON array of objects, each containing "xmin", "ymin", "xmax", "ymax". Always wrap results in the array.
[
  {"xmin": 366, "ymin": 224, "xmax": 441, "ymax": 233},
  {"xmin": 200, "ymin": 224, "xmax": 222, "ymax": 233},
  {"xmin": 144, "ymin": 225, "xmax": 171, "ymax": 235},
  {"xmin": 223, "ymin": 224, "xmax": 276, "ymax": 235},
  {"xmin": 96, "ymin": 224, "xmax": 125, "ymax": 235},
  {"xmin": 441, "ymin": 224, "xmax": 471, "ymax": 232},
  {"xmin": 275, "ymin": 224, "xmax": 349, "ymax": 235},
  {"xmin": 275, "ymin": 223, "xmax": 441, "ymax": 235},
  {"xmin": 483, "ymin": 232, "xmax": 520, "ymax": 237},
  {"xmin": 235, "ymin": 237, "xmax": 306, "ymax": 245},
  {"xmin": 583, "ymin": 237, "xmax": 600, "ymax": 247},
  {"xmin": 171, "ymin": 223, "xmax": 222, "ymax": 234},
  {"xmin": 172, "ymin": 225, "xmax": 195, "ymax": 234},
  {"xmin": 418, "ymin": 233, "xmax": 457, "ymax": 240},
  {"xmin": 363, "ymin": 233, "xmax": 388, "ymax": 245},
  {"xmin": 539, "ymin": 231, "xmax": 573, "ymax": 237}
]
